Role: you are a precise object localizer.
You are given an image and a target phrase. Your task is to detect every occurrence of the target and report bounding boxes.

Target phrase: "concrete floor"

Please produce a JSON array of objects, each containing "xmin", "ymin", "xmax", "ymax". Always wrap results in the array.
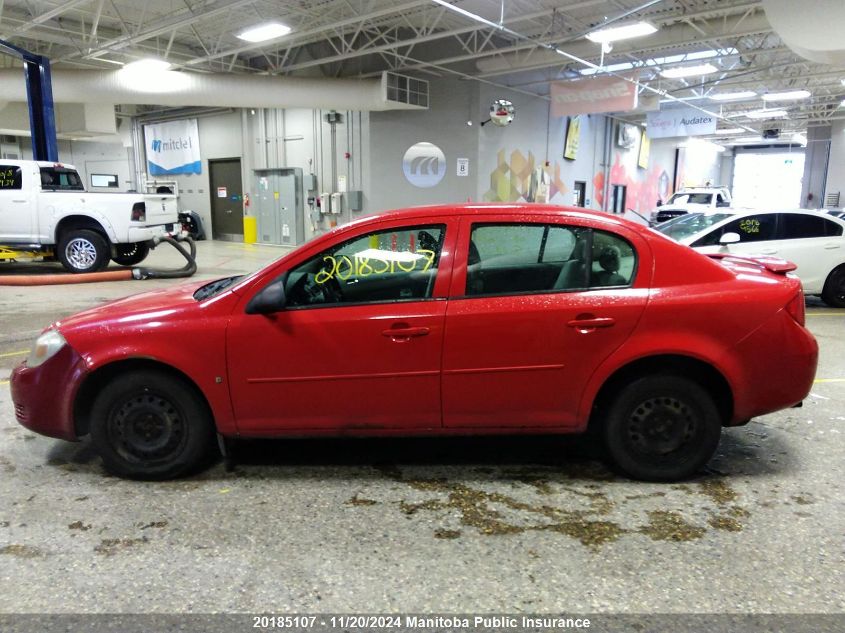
[{"xmin": 0, "ymin": 240, "xmax": 843, "ymax": 615}]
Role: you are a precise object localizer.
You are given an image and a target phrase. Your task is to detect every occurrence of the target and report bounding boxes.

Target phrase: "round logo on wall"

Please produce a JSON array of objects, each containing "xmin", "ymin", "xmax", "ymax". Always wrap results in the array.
[{"xmin": 402, "ymin": 142, "xmax": 446, "ymax": 188}]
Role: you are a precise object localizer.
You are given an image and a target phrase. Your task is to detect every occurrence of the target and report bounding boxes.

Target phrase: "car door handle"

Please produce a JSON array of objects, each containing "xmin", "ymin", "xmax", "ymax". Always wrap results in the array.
[
  {"xmin": 567, "ymin": 317, "xmax": 616, "ymax": 330},
  {"xmin": 12, "ymin": 199, "xmax": 27, "ymax": 203},
  {"xmin": 759, "ymin": 248, "xmax": 778, "ymax": 255},
  {"xmin": 823, "ymin": 243, "xmax": 840, "ymax": 250},
  {"xmin": 382, "ymin": 326, "xmax": 430, "ymax": 340}
]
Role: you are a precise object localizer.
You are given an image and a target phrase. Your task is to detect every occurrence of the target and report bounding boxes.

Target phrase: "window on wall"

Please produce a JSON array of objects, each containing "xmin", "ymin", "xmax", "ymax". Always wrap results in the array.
[
  {"xmin": 611, "ymin": 185, "xmax": 627, "ymax": 214},
  {"xmin": 91, "ymin": 173, "xmax": 119, "ymax": 188},
  {"xmin": 466, "ymin": 223, "xmax": 636, "ymax": 296},
  {"xmin": 284, "ymin": 225, "xmax": 445, "ymax": 307},
  {"xmin": 0, "ymin": 165, "xmax": 22, "ymax": 190}
]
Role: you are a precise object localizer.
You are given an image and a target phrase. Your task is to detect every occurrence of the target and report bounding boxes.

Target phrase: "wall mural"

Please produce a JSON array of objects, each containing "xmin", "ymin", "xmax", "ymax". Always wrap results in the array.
[{"xmin": 483, "ymin": 149, "xmax": 569, "ymax": 204}]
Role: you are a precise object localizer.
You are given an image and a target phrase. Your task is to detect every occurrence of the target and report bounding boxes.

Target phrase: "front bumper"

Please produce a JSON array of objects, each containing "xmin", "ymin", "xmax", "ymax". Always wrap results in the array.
[{"xmin": 10, "ymin": 344, "xmax": 89, "ymax": 441}]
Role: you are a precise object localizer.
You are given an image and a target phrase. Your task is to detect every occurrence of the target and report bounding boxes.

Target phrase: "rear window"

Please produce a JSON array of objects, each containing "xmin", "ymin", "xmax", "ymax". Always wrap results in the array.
[
  {"xmin": 0, "ymin": 165, "xmax": 22, "ymax": 190},
  {"xmin": 778, "ymin": 213, "xmax": 843, "ymax": 239},
  {"xmin": 39, "ymin": 167, "xmax": 84, "ymax": 191}
]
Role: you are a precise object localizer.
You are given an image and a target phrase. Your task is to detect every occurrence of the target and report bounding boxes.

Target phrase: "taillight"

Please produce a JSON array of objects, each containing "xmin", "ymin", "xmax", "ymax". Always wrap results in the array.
[
  {"xmin": 131, "ymin": 202, "xmax": 146, "ymax": 222},
  {"xmin": 786, "ymin": 290, "xmax": 805, "ymax": 326}
]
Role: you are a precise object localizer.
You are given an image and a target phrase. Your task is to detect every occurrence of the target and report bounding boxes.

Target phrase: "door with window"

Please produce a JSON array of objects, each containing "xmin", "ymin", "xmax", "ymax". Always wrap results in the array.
[
  {"xmin": 611, "ymin": 184, "xmax": 627, "ymax": 214},
  {"xmin": 0, "ymin": 164, "xmax": 30, "ymax": 241},
  {"xmin": 442, "ymin": 218, "xmax": 648, "ymax": 429},
  {"xmin": 226, "ymin": 221, "xmax": 455, "ymax": 433}
]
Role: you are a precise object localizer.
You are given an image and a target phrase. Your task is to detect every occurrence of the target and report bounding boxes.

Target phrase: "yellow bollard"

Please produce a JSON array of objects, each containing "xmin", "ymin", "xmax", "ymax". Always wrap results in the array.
[{"xmin": 243, "ymin": 216, "xmax": 258, "ymax": 244}]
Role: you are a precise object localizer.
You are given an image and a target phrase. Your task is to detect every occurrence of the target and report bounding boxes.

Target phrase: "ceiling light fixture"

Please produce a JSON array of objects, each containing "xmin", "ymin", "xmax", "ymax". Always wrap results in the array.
[
  {"xmin": 237, "ymin": 22, "xmax": 292, "ymax": 42},
  {"xmin": 121, "ymin": 59, "xmax": 171, "ymax": 72},
  {"xmin": 762, "ymin": 90, "xmax": 811, "ymax": 101},
  {"xmin": 709, "ymin": 91, "xmax": 757, "ymax": 101},
  {"xmin": 660, "ymin": 63, "xmax": 718, "ymax": 79},
  {"xmin": 586, "ymin": 21, "xmax": 657, "ymax": 44},
  {"xmin": 745, "ymin": 109, "xmax": 788, "ymax": 119}
]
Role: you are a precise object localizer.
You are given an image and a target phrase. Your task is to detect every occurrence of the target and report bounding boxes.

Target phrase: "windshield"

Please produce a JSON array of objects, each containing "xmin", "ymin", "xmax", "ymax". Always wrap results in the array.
[
  {"xmin": 667, "ymin": 192, "xmax": 713, "ymax": 205},
  {"xmin": 655, "ymin": 212, "xmax": 734, "ymax": 241},
  {"xmin": 39, "ymin": 168, "xmax": 84, "ymax": 191}
]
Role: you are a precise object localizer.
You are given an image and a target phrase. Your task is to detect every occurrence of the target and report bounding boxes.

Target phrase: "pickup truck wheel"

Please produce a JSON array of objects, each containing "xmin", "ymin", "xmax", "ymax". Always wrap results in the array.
[
  {"xmin": 602, "ymin": 375, "xmax": 722, "ymax": 482},
  {"xmin": 58, "ymin": 229, "xmax": 110, "ymax": 273},
  {"xmin": 113, "ymin": 242, "xmax": 150, "ymax": 266},
  {"xmin": 821, "ymin": 265, "xmax": 845, "ymax": 309},
  {"xmin": 90, "ymin": 370, "xmax": 216, "ymax": 480}
]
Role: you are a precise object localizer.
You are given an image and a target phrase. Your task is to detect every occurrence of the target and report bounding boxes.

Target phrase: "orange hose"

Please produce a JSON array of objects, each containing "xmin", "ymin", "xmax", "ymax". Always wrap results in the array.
[{"xmin": 0, "ymin": 269, "xmax": 134, "ymax": 286}]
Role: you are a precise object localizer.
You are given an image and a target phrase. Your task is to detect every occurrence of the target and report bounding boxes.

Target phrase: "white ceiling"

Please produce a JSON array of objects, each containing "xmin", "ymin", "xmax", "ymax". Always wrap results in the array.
[{"xmin": 1, "ymin": 0, "xmax": 843, "ymax": 135}]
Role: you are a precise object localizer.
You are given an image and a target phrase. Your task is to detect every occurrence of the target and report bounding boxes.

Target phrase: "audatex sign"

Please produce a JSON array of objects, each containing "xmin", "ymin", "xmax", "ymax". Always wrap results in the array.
[
  {"xmin": 550, "ymin": 75, "xmax": 638, "ymax": 117},
  {"xmin": 646, "ymin": 107, "xmax": 718, "ymax": 139},
  {"xmin": 144, "ymin": 118, "xmax": 202, "ymax": 175}
]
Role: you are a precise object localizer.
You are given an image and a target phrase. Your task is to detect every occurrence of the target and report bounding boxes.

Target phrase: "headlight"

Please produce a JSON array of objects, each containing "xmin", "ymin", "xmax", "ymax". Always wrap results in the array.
[{"xmin": 27, "ymin": 330, "xmax": 67, "ymax": 368}]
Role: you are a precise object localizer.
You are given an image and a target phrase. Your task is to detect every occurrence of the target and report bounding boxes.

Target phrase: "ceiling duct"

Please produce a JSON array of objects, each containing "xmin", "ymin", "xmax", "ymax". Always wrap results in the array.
[
  {"xmin": 762, "ymin": 0, "xmax": 845, "ymax": 65},
  {"xmin": 0, "ymin": 69, "xmax": 427, "ymax": 111}
]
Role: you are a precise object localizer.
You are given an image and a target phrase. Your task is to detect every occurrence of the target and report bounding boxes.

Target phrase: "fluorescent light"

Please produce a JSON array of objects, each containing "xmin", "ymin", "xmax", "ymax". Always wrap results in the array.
[
  {"xmin": 122, "ymin": 59, "xmax": 171, "ymax": 72},
  {"xmin": 710, "ymin": 91, "xmax": 757, "ymax": 101},
  {"xmin": 660, "ymin": 63, "xmax": 718, "ymax": 79},
  {"xmin": 586, "ymin": 21, "xmax": 657, "ymax": 44},
  {"xmin": 792, "ymin": 133, "xmax": 807, "ymax": 146},
  {"xmin": 237, "ymin": 22, "xmax": 292, "ymax": 42},
  {"xmin": 762, "ymin": 90, "xmax": 811, "ymax": 101},
  {"xmin": 840, "ymin": 99, "xmax": 845, "ymax": 109},
  {"xmin": 716, "ymin": 128, "xmax": 746, "ymax": 134},
  {"xmin": 745, "ymin": 109, "xmax": 788, "ymax": 119}
]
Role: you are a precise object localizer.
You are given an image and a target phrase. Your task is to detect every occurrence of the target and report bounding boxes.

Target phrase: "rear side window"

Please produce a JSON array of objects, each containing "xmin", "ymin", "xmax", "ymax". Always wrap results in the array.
[
  {"xmin": 778, "ymin": 213, "xmax": 843, "ymax": 239},
  {"xmin": 0, "ymin": 165, "xmax": 22, "ymax": 190},
  {"xmin": 39, "ymin": 168, "xmax": 84, "ymax": 191},
  {"xmin": 466, "ymin": 223, "xmax": 635, "ymax": 296}
]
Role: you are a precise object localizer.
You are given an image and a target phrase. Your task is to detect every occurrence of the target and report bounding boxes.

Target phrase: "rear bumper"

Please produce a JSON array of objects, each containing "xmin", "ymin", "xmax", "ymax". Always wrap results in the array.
[
  {"xmin": 126, "ymin": 224, "xmax": 171, "ymax": 243},
  {"xmin": 722, "ymin": 310, "xmax": 818, "ymax": 424},
  {"xmin": 10, "ymin": 345, "xmax": 88, "ymax": 441}
]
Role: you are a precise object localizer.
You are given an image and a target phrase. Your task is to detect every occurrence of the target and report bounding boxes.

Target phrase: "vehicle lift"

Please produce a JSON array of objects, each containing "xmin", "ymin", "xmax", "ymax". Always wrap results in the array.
[{"xmin": 0, "ymin": 39, "xmax": 196, "ymax": 281}]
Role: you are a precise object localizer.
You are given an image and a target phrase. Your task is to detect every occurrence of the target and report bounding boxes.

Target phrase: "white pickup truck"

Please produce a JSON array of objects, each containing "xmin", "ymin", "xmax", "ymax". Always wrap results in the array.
[{"xmin": 0, "ymin": 159, "xmax": 178, "ymax": 273}]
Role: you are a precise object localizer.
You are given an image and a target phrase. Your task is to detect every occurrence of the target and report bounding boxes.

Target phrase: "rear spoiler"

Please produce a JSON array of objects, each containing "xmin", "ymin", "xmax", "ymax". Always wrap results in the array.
[{"xmin": 705, "ymin": 253, "xmax": 797, "ymax": 275}]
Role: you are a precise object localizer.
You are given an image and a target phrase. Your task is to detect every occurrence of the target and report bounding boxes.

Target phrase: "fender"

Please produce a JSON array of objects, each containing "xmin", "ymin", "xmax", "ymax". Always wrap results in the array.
[{"xmin": 48, "ymin": 208, "xmax": 120, "ymax": 244}]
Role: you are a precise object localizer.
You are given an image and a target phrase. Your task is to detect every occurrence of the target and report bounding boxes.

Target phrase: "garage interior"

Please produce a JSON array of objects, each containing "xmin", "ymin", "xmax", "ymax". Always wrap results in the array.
[{"xmin": 0, "ymin": 0, "xmax": 844, "ymax": 621}]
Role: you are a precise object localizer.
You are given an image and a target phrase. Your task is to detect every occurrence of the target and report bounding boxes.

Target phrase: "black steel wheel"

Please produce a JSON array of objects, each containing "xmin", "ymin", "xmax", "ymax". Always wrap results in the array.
[
  {"xmin": 113, "ymin": 242, "xmax": 150, "ymax": 266},
  {"xmin": 90, "ymin": 370, "xmax": 216, "ymax": 479},
  {"xmin": 821, "ymin": 265, "xmax": 845, "ymax": 309},
  {"xmin": 602, "ymin": 375, "xmax": 722, "ymax": 481}
]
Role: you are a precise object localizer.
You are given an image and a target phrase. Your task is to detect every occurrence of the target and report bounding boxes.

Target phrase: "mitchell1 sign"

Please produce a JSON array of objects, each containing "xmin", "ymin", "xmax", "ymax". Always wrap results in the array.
[{"xmin": 646, "ymin": 107, "xmax": 718, "ymax": 138}]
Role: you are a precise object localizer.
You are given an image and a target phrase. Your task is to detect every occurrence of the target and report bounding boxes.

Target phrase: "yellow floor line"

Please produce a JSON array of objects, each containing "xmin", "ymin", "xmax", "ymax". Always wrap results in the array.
[
  {"xmin": 0, "ymin": 350, "xmax": 27, "ymax": 358},
  {"xmin": 814, "ymin": 378, "xmax": 845, "ymax": 383},
  {"xmin": 0, "ymin": 380, "xmax": 8, "ymax": 386},
  {"xmin": 807, "ymin": 313, "xmax": 845, "ymax": 317}
]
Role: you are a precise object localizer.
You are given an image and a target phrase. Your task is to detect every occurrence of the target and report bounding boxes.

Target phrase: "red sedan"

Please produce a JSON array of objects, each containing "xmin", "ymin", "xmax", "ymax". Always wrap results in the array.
[{"xmin": 11, "ymin": 204, "xmax": 818, "ymax": 481}]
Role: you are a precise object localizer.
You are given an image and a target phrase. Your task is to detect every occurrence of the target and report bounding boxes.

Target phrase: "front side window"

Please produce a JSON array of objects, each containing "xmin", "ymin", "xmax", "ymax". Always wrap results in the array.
[
  {"xmin": 284, "ymin": 225, "xmax": 445, "ymax": 307},
  {"xmin": 0, "ymin": 165, "xmax": 22, "ymax": 190},
  {"xmin": 466, "ymin": 223, "xmax": 635, "ymax": 296},
  {"xmin": 693, "ymin": 214, "xmax": 777, "ymax": 246}
]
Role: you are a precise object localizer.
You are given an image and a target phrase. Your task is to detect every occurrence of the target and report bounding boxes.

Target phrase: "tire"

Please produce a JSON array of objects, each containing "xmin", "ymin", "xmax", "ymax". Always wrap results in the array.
[
  {"xmin": 821, "ymin": 265, "xmax": 845, "ymax": 309},
  {"xmin": 112, "ymin": 242, "xmax": 150, "ymax": 266},
  {"xmin": 90, "ymin": 370, "xmax": 216, "ymax": 480},
  {"xmin": 57, "ymin": 229, "xmax": 110, "ymax": 273},
  {"xmin": 602, "ymin": 375, "xmax": 722, "ymax": 482}
]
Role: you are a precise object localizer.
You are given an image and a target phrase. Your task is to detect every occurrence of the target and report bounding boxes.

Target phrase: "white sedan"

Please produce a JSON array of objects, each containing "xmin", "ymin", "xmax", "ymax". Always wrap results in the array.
[{"xmin": 655, "ymin": 208, "xmax": 845, "ymax": 308}]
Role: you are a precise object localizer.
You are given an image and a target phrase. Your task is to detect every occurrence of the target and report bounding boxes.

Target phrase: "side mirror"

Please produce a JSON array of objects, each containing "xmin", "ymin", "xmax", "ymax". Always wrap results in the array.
[
  {"xmin": 246, "ymin": 278, "xmax": 286, "ymax": 315},
  {"xmin": 656, "ymin": 200, "xmax": 663, "ymax": 207},
  {"xmin": 719, "ymin": 232, "xmax": 741, "ymax": 245}
]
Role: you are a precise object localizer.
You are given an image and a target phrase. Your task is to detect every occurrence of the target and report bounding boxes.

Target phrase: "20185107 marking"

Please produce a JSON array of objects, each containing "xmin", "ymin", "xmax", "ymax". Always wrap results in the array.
[{"xmin": 252, "ymin": 616, "xmax": 317, "ymax": 628}]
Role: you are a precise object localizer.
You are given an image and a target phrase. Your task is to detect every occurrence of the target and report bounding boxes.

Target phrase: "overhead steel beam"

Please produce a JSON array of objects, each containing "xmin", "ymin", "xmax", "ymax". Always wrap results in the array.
[{"xmin": 0, "ymin": 0, "xmax": 92, "ymax": 39}]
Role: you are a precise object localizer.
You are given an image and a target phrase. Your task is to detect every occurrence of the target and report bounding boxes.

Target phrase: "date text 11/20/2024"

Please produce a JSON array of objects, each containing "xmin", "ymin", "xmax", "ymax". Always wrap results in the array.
[{"xmin": 252, "ymin": 616, "xmax": 592, "ymax": 629}]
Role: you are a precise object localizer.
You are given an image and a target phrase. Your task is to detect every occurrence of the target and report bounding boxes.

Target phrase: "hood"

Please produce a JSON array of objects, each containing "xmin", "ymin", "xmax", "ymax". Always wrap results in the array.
[{"xmin": 54, "ymin": 278, "xmax": 228, "ymax": 339}]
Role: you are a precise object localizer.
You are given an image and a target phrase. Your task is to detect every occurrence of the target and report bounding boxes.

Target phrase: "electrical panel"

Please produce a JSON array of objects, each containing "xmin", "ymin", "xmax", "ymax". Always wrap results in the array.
[
  {"xmin": 254, "ymin": 168, "xmax": 305, "ymax": 246},
  {"xmin": 319, "ymin": 192, "xmax": 332, "ymax": 214},
  {"xmin": 331, "ymin": 192, "xmax": 343, "ymax": 215},
  {"xmin": 344, "ymin": 190, "xmax": 363, "ymax": 212}
]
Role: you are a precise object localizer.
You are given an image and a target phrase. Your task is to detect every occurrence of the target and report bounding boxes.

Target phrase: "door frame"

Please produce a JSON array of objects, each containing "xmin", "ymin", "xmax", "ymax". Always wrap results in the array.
[{"xmin": 208, "ymin": 157, "xmax": 244, "ymax": 241}]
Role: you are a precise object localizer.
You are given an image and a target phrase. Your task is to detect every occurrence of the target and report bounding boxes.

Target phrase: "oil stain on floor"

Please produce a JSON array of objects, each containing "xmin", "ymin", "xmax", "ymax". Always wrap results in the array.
[{"xmin": 354, "ymin": 464, "xmax": 753, "ymax": 549}]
